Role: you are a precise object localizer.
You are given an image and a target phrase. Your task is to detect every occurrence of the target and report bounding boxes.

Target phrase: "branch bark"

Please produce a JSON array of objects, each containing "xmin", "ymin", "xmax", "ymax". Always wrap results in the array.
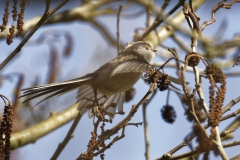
[{"xmin": 10, "ymin": 103, "xmax": 79, "ymax": 149}]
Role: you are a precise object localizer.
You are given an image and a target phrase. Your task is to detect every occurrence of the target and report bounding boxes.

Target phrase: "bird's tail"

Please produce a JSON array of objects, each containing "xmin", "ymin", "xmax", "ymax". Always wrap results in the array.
[
  {"xmin": 21, "ymin": 74, "xmax": 125, "ymax": 117},
  {"xmin": 76, "ymin": 85, "xmax": 125, "ymax": 117},
  {"xmin": 20, "ymin": 74, "xmax": 93, "ymax": 106}
]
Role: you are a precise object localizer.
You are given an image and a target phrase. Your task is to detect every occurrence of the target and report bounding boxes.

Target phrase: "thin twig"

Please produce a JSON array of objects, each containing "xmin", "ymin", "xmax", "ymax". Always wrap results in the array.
[
  {"xmin": 158, "ymin": 0, "xmax": 171, "ymax": 20},
  {"xmin": 138, "ymin": 1, "xmax": 182, "ymax": 40},
  {"xmin": 50, "ymin": 111, "xmax": 82, "ymax": 160},
  {"xmin": 170, "ymin": 34, "xmax": 191, "ymax": 53},
  {"xmin": 0, "ymin": 94, "xmax": 12, "ymax": 106},
  {"xmin": 200, "ymin": 0, "xmax": 240, "ymax": 31},
  {"xmin": 193, "ymin": 66, "xmax": 209, "ymax": 114},
  {"xmin": 116, "ymin": 5, "xmax": 123, "ymax": 55},
  {"xmin": 90, "ymin": 19, "xmax": 120, "ymax": 47},
  {"xmin": 166, "ymin": 88, "xmax": 170, "ymax": 105},
  {"xmin": 220, "ymin": 125, "xmax": 239, "ymax": 137},
  {"xmin": 212, "ymin": 126, "xmax": 229, "ymax": 160},
  {"xmin": 142, "ymin": 88, "xmax": 157, "ymax": 160},
  {"xmin": 93, "ymin": 126, "xmax": 126, "ymax": 156},
  {"xmin": 222, "ymin": 96, "xmax": 240, "ymax": 114},
  {"xmin": 223, "ymin": 140, "xmax": 240, "ymax": 148},
  {"xmin": 77, "ymin": 83, "xmax": 157, "ymax": 159},
  {"xmin": 221, "ymin": 108, "xmax": 240, "ymax": 121},
  {"xmin": 159, "ymin": 139, "xmax": 240, "ymax": 160},
  {"xmin": 157, "ymin": 107, "xmax": 240, "ymax": 159},
  {"xmin": 145, "ymin": 0, "xmax": 153, "ymax": 28}
]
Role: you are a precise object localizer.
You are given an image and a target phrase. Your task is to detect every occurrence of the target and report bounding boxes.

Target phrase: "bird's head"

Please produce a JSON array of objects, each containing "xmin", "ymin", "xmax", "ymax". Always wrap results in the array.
[{"xmin": 123, "ymin": 41, "xmax": 157, "ymax": 63}]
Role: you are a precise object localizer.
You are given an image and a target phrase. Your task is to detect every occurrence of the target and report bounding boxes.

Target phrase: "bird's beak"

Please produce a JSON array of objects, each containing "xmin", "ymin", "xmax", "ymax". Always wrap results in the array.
[{"xmin": 153, "ymin": 49, "xmax": 157, "ymax": 52}]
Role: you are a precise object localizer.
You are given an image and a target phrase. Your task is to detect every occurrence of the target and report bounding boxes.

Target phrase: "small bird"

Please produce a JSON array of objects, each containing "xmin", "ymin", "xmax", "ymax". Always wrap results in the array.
[{"xmin": 21, "ymin": 41, "xmax": 157, "ymax": 116}]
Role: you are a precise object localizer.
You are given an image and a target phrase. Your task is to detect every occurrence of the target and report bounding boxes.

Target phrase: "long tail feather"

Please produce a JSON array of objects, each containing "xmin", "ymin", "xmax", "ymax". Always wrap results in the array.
[
  {"xmin": 22, "ymin": 75, "xmax": 92, "ymax": 92},
  {"xmin": 21, "ymin": 75, "xmax": 93, "ymax": 105},
  {"xmin": 31, "ymin": 86, "xmax": 78, "ymax": 106},
  {"xmin": 21, "ymin": 87, "xmax": 61, "ymax": 103}
]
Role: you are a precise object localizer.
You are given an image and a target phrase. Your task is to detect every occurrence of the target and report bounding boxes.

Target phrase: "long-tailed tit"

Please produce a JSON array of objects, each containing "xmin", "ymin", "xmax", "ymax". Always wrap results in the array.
[{"xmin": 21, "ymin": 41, "xmax": 158, "ymax": 116}]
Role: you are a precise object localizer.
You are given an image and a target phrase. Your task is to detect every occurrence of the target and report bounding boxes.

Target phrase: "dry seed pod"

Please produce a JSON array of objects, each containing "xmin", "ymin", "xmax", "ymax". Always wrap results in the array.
[
  {"xmin": 161, "ymin": 105, "xmax": 176, "ymax": 123},
  {"xmin": 185, "ymin": 52, "xmax": 200, "ymax": 67},
  {"xmin": 125, "ymin": 87, "xmax": 135, "ymax": 102},
  {"xmin": 205, "ymin": 64, "xmax": 225, "ymax": 83},
  {"xmin": 0, "ymin": 2, "xmax": 10, "ymax": 32}
]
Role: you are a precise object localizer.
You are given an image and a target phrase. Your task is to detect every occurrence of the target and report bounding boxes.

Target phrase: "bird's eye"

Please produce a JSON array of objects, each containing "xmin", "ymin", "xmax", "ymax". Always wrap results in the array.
[{"xmin": 145, "ymin": 46, "xmax": 149, "ymax": 50}]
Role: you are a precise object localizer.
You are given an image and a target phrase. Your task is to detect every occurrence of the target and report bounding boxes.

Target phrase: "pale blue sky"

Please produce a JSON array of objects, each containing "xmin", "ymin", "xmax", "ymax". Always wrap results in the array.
[{"xmin": 0, "ymin": 1, "xmax": 239, "ymax": 160}]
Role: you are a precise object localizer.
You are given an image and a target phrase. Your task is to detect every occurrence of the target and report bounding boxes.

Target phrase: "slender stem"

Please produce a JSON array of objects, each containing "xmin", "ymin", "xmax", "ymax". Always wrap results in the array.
[
  {"xmin": 77, "ymin": 83, "xmax": 157, "ymax": 159},
  {"xmin": 142, "ymin": 89, "xmax": 157, "ymax": 160},
  {"xmin": 50, "ymin": 111, "xmax": 82, "ymax": 160},
  {"xmin": 166, "ymin": 89, "xmax": 170, "ymax": 105},
  {"xmin": 213, "ymin": 126, "xmax": 229, "ymax": 160},
  {"xmin": 138, "ymin": 1, "xmax": 182, "ymax": 40},
  {"xmin": 143, "ymin": 103, "xmax": 150, "ymax": 160},
  {"xmin": 193, "ymin": 66, "xmax": 209, "ymax": 114},
  {"xmin": 116, "ymin": 6, "xmax": 123, "ymax": 55}
]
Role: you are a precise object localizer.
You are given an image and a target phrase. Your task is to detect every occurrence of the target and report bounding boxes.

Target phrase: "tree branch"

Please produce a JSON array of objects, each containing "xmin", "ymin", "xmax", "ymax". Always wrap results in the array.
[{"xmin": 10, "ymin": 103, "xmax": 79, "ymax": 149}]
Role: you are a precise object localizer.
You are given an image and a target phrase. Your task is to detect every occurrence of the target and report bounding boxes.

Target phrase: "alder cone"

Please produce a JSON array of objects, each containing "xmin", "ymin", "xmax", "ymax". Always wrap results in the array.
[{"xmin": 185, "ymin": 52, "xmax": 200, "ymax": 67}]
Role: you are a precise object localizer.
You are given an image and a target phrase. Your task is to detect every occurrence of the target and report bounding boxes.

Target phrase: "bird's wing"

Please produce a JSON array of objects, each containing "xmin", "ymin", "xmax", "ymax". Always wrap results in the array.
[
  {"xmin": 77, "ymin": 85, "xmax": 125, "ymax": 117},
  {"xmin": 20, "ymin": 74, "xmax": 94, "ymax": 105},
  {"xmin": 110, "ymin": 59, "xmax": 153, "ymax": 77},
  {"xmin": 110, "ymin": 57, "xmax": 184, "ymax": 87}
]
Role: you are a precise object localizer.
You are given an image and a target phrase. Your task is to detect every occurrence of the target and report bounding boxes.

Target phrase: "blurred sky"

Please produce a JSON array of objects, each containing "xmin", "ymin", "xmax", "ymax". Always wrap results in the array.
[{"xmin": 0, "ymin": 1, "xmax": 240, "ymax": 160}]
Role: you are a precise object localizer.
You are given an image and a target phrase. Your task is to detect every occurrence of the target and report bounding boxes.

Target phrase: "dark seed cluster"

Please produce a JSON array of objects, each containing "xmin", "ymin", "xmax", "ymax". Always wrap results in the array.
[
  {"xmin": 205, "ymin": 64, "xmax": 225, "ymax": 84},
  {"xmin": 143, "ymin": 69, "xmax": 171, "ymax": 92},
  {"xmin": 0, "ymin": 103, "xmax": 14, "ymax": 160},
  {"xmin": 185, "ymin": 52, "xmax": 200, "ymax": 67},
  {"xmin": 157, "ymin": 74, "xmax": 170, "ymax": 91},
  {"xmin": 160, "ymin": 105, "xmax": 176, "ymax": 123},
  {"xmin": 204, "ymin": 64, "xmax": 226, "ymax": 129}
]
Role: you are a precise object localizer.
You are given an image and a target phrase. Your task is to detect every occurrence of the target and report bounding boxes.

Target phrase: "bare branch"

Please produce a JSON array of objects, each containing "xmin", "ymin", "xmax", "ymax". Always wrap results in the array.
[
  {"xmin": 117, "ymin": 6, "xmax": 123, "ymax": 55},
  {"xmin": 138, "ymin": 1, "xmax": 182, "ymax": 40},
  {"xmin": 200, "ymin": 0, "xmax": 240, "ymax": 31},
  {"xmin": 50, "ymin": 110, "xmax": 82, "ymax": 160},
  {"xmin": 10, "ymin": 103, "xmax": 79, "ymax": 149}
]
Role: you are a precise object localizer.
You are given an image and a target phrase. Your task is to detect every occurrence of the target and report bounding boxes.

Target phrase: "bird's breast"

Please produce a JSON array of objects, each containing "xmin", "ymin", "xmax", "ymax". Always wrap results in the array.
[{"xmin": 97, "ymin": 72, "xmax": 141, "ymax": 95}]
